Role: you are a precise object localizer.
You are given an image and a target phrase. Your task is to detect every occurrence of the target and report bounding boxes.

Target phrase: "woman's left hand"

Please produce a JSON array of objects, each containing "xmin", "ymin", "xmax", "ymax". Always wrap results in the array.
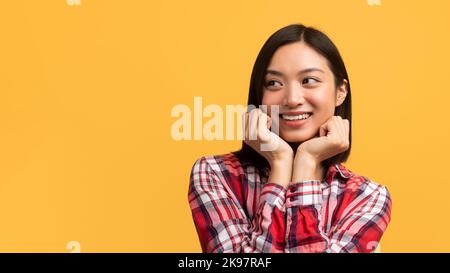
[{"xmin": 292, "ymin": 116, "xmax": 350, "ymax": 181}]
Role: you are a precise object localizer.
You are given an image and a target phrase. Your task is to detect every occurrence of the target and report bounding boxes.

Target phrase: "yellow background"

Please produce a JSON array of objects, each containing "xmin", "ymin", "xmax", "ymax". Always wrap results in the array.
[{"xmin": 0, "ymin": 0, "xmax": 449, "ymax": 252}]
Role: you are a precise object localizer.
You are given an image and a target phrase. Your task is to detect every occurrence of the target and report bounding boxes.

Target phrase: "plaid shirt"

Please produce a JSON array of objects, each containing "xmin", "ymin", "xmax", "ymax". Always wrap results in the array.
[{"xmin": 188, "ymin": 153, "xmax": 392, "ymax": 253}]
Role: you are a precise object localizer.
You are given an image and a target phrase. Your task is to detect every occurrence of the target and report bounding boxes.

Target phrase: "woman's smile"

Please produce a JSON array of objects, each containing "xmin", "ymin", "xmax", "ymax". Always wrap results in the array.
[{"xmin": 279, "ymin": 111, "xmax": 313, "ymax": 128}]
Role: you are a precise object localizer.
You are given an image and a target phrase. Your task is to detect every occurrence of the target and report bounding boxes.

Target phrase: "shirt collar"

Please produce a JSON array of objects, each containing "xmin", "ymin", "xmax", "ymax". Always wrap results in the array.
[{"xmin": 325, "ymin": 163, "xmax": 354, "ymax": 183}]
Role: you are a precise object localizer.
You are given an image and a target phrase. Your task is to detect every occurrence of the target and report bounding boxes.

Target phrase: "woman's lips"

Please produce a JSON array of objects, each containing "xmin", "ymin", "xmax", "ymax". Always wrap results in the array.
[{"xmin": 279, "ymin": 113, "xmax": 313, "ymax": 128}]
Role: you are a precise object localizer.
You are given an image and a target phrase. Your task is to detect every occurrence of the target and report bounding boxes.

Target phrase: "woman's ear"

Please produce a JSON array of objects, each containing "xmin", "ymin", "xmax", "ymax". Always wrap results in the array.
[{"xmin": 335, "ymin": 79, "xmax": 348, "ymax": 107}]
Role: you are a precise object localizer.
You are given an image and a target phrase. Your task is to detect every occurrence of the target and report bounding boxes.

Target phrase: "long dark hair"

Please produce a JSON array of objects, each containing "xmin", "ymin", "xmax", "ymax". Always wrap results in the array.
[{"xmin": 233, "ymin": 24, "xmax": 352, "ymax": 172}]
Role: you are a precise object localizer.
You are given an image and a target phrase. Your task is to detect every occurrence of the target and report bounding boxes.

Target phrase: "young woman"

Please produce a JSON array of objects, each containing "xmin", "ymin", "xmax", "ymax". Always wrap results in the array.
[{"xmin": 188, "ymin": 24, "xmax": 392, "ymax": 253}]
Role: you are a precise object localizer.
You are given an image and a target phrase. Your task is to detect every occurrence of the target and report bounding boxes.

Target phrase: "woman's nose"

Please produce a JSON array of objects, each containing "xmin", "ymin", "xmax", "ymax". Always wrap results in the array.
[{"xmin": 283, "ymin": 83, "xmax": 305, "ymax": 107}]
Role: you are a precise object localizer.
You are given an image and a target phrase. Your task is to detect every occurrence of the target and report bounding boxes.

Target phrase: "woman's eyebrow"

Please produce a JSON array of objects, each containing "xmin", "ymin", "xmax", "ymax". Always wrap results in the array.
[{"xmin": 266, "ymin": 67, "xmax": 325, "ymax": 76}]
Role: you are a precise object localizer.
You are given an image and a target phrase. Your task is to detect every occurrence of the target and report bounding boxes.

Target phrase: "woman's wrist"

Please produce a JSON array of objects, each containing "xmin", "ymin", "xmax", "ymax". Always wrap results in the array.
[
  {"xmin": 291, "ymin": 152, "xmax": 323, "ymax": 182},
  {"xmin": 267, "ymin": 157, "xmax": 293, "ymax": 188}
]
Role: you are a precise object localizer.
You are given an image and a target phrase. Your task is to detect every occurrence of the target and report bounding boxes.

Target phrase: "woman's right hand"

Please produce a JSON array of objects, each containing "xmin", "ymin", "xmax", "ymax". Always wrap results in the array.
[{"xmin": 244, "ymin": 108, "xmax": 294, "ymax": 187}]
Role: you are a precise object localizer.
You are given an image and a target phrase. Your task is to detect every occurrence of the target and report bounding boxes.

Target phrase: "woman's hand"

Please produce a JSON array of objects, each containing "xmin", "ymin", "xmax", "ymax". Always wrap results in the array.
[
  {"xmin": 244, "ymin": 108, "xmax": 293, "ymax": 188},
  {"xmin": 292, "ymin": 116, "xmax": 350, "ymax": 182}
]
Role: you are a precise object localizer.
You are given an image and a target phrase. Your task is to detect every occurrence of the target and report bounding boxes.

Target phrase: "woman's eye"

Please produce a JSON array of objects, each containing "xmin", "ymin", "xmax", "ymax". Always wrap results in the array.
[
  {"xmin": 302, "ymin": 77, "xmax": 319, "ymax": 85},
  {"xmin": 265, "ymin": 80, "xmax": 282, "ymax": 87}
]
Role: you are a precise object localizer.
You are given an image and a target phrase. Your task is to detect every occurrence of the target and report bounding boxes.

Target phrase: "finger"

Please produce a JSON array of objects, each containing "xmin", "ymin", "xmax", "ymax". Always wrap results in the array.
[
  {"xmin": 260, "ymin": 106, "xmax": 272, "ymax": 130},
  {"xmin": 319, "ymin": 122, "xmax": 328, "ymax": 137},
  {"xmin": 248, "ymin": 109, "xmax": 259, "ymax": 141},
  {"xmin": 343, "ymin": 118, "xmax": 350, "ymax": 141},
  {"xmin": 335, "ymin": 116, "xmax": 346, "ymax": 139},
  {"xmin": 321, "ymin": 116, "xmax": 339, "ymax": 138},
  {"xmin": 335, "ymin": 116, "xmax": 349, "ymax": 149},
  {"xmin": 339, "ymin": 117, "xmax": 350, "ymax": 145},
  {"xmin": 339, "ymin": 118, "xmax": 350, "ymax": 150},
  {"xmin": 319, "ymin": 116, "xmax": 333, "ymax": 137},
  {"xmin": 243, "ymin": 112, "xmax": 249, "ymax": 141},
  {"xmin": 257, "ymin": 110, "xmax": 271, "ymax": 142},
  {"xmin": 344, "ymin": 119, "xmax": 349, "ymax": 136},
  {"xmin": 258, "ymin": 105, "xmax": 272, "ymax": 130}
]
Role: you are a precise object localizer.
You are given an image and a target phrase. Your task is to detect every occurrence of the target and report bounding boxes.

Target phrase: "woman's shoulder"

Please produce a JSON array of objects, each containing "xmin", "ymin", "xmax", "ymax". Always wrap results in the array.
[
  {"xmin": 189, "ymin": 153, "xmax": 258, "ymax": 200},
  {"xmin": 190, "ymin": 153, "xmax": 252, "ymax": 178},
  {"xmin": 333, "ymin": 163, "xmax": 391, "ymax": 200},
  {"xmin": 191, "ymin": 153, "xmax": 241, "ymax": 170},
  {"xmin": 334, "ymin": 164, "xmax": 393, "ymax": 224}
]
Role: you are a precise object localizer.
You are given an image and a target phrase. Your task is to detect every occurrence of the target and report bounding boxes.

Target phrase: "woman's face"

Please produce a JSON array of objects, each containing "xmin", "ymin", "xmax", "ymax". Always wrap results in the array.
[{"xmin": 262, "ymin": 41, "xmax": 348, "ymax": 144}]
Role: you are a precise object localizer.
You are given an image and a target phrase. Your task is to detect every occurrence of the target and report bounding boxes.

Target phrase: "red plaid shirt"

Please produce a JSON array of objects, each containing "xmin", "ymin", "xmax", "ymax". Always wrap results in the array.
[{"xmin": 188, "ymin": 153, "xmax": 392, "ymax": 253}]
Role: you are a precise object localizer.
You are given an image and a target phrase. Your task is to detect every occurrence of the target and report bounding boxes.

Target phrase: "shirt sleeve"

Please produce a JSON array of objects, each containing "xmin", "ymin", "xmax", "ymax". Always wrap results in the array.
[
  {"xmin": 188, "ymin": 157, "xmax": 287, "ymax": 253},
  {"xmin": 284, "ymin": 180, "xmax": 392, "ymax": 253}
]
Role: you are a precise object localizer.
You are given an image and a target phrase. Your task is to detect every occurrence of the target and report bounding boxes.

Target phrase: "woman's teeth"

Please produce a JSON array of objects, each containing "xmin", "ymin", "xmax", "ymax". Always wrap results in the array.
[{"xmin": 281, "ymin": 113, "xmax": 311, "ymax": 121}]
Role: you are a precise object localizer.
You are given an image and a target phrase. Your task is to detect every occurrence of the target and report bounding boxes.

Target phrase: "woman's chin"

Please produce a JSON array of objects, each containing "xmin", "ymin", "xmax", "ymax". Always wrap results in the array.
[{"xmin": 280, "ymin": 131, "xmax": 316, "ymax": 143}]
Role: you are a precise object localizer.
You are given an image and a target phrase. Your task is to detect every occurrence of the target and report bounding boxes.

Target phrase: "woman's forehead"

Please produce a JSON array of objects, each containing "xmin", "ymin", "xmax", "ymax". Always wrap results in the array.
[{"xmin": 268, "ymin": 42, "xmax": 330, "ymax": 75}]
